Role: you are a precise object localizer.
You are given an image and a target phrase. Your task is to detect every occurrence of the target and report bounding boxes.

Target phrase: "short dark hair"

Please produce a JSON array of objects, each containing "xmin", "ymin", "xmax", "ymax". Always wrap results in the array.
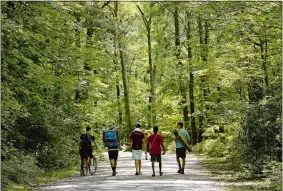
[
  {"xmin": 177, "ymin": 122, "xmax": 183, "ymax": 128},
  {"xmin": 153, "ymin": 126, "xmax": 158, "ymax": 133},
  {"xmin": 86, "ymin": 126, "xmax": 91, "ymax": 131},
  {"xmin": 136, "ymin": 123, "xmax": 141, "ymax": 128}
]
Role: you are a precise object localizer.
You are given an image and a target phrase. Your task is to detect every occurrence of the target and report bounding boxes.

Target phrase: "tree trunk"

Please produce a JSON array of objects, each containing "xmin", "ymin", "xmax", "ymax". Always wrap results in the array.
[
  {"xmin": 119, "ymin": 42, "xmax": 132, "ymax": 134},
  {"xmin": 186, "ymin": 11, "xmax": 197, "ymax": 145},
  {"xmin": 115, "ymin": 46, "xmax": 123, "ymax": 125},
  {"xmin": 114, "ymin": 2, "xmax": 123, "ymax": 126},
  {"xmin": 197, "ymin": 17, "xmax": 209, "ymax": 142},
  {"xmin": 260, "ymin": 37, "xmax": 269, "ymax": 88},
  {"xmin": 174, "ymin": 5, "xmax": 189, "ymax": 130},
  {"xmin": 74, "ymin": 15, "xmax": 81, "ymax": 47},
  {"xmin": 137, "ymin": 3, "xmax": 156, "ymax": 128}
]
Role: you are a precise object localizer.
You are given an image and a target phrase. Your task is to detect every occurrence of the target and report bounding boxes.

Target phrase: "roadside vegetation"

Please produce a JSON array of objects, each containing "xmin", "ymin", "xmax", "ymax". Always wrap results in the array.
[{"xmin": 2, "ymin": 1, "xmax": 281, "ymax": 190}]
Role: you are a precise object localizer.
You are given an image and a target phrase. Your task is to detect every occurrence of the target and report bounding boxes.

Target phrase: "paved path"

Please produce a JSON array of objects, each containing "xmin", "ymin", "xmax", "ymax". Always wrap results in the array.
[{"xmin": 35, "ymin": 151, "xmax": 226, "ymax": 191}]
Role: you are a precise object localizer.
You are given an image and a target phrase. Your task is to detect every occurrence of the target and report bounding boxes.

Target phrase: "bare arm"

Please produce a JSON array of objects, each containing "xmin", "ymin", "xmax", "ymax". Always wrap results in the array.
[
  {"xmin": 161, "ymin": 143, "xmax": 166, "ymax": 155},
  {"xmin": 143, "ymin": 138, "xmax": 147, "ymax": 153}
]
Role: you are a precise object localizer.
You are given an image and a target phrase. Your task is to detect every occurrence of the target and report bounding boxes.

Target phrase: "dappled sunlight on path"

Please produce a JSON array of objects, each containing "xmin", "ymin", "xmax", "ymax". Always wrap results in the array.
[{"xmin": 35, "ymin": 151, "xmax": 226, "ymax": 191}]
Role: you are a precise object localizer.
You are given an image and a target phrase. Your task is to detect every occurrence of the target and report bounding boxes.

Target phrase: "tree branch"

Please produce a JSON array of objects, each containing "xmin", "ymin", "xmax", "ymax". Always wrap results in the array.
[
  {"xmin": 136, "ymin": 4, "xmax": 149, "ymax": 31},
  {"xmin": 101, "ymin": 1, "xmax": 111, "ymax": 9}
]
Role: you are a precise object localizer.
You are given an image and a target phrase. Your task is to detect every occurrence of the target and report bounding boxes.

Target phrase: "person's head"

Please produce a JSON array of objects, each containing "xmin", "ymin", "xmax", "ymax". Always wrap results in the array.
[
  {"xmin": 177, "ymin": 122, "xmax": 183, "ymax": 128},
  {"xmin": 153, "ymin": 126, "xmax": 158, "ymax": 134},
  {"xmin": 86, "ymin": 125, "xmax": 91, "ymax": 132},
  {"xmin": 136, "ymin": 123, "xmax": 141, "ymax": 128}
]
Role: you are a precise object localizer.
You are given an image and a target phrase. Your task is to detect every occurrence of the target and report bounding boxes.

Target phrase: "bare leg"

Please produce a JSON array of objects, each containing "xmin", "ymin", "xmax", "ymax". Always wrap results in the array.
[
  {"xmin": 181, "ymin": 158, "xmax": 185, "ymax": 169},
  {"xmin": 152, "ymin": 161, "xmax": 155, "ymax": 176},
  {"xmin": 159, "ymin": 160, "xmax": 162, "ymax": 175},
  {"xmin": 113, "ymin": 160, "xmax": 117, "ymax": 172},
  {"xmin": 138, "ymin": 160, "xmax": 141, "ymax": 174},
  {"xmin": 177, "ymin": 157, "xmax": 181, "ymax": 169},
  {"xmin": 80, "ymin": 158, "xmax": 84, "ymax": 172},
  {"xmin": 135, "ymin": 160, "xmax": 139, "ymax": 173},
  {"xmin": 110, "ymin": 159, "xmax": 114, "ymax": 168}
]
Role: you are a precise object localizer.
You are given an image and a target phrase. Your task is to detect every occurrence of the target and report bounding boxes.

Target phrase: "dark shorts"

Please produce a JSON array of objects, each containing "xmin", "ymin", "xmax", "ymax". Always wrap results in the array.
[
  {"xmin": 150, "ymin": 154, "xmax": 161, "ymax": 162},
  {"xmin": 176, "ymin": 147, "xmax": 186, "ymax": 158},
  {"xmin": 108, "ymin": 150, "xmax": 119, "ymax": 161},
  {"xmin": 80, "ymin": 146, "xmax": 93, "ymax": 159}
]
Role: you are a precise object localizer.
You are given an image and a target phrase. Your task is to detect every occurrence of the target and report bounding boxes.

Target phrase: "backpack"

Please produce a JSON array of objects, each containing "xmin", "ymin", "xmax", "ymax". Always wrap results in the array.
[
  {"xmin": 103, "ymin": 130, "xmax": 119, "ymax": 148},
  {"xmin": 80, "ymin": 133, "xmax": 92, "ymax": 147}
]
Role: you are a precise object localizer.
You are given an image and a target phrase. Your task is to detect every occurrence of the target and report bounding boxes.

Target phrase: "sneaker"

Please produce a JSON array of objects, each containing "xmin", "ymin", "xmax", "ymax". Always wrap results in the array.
[
  {"xmin": 177, "ymin": 169, "xmax": 182, "ymax": 173},
  {"xmin": 135, "ymin": 172, "xmax": 139, "ymax": 175},
  {"xmin": 180, "ymin": 169, "xmax": 185, "ymax": 174},
  {"xmin": 152, "ymin": 173, "xmax": 155, "ymax": 177},
  {"xmin": 139, "ymin": 172, "xmax": 142, "ymax": 175},
  {"xmin": 112, "ymin": 171, "xmax": 117, "ymax": 176},
  {"xmin": 159, "ymin": 172, "xmax": 163, "ymax": 176}
]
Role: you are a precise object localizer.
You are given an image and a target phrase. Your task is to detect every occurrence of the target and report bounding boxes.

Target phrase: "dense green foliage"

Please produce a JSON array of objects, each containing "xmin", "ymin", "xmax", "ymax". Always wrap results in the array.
[{"xmin": 1, "ymin": 1, "xmax": 281, "ymax": 190}]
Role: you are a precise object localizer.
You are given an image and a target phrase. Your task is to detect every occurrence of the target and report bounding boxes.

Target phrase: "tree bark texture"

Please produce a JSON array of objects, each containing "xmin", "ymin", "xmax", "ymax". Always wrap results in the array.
[
  {"xmin": 114, "ymin": 2, "xmax": 123, "ymax": 125},
  {"xmin": 174, "ymin": 5, "xmax": 189, "ymax": 131},
  {"xmin": 137, "ymin": 3, "xmax": 156, "ymax": 128},
  {"xmin": 186, "ymin": 11, "xmax": 197, "ymax": 145}
]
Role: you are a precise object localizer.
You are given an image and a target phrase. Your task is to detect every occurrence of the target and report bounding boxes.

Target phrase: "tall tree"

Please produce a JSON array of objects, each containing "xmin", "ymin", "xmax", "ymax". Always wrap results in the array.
[
  {"xmin": 136, "ymin": 2, "xmax": 156, "ymax": 128},
  {"xmin": 173, "ymin": 3, "xmax": 189, "ymax": 130},
  {"xmin": 186, "ymin": 11, "xmax": 197, "ymax": 145},
  {"xmin": 115, "ymin": 2, "xmax": 132, "ymax": 134}
]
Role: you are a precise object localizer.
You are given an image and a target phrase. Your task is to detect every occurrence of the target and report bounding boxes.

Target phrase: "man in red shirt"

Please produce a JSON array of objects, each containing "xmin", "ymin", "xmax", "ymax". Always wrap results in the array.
[
  {"xmin": 130, "ymin": 123, "xmax": 145, "ymax": 175},
  {"xmin": 147, "ymin": 126, "xmax": 166, "ymax": 177}
]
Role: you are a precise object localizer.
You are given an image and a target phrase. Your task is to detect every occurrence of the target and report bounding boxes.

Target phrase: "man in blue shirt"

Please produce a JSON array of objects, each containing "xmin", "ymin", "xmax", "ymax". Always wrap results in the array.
[{"xmin": 175, "ymin": 122, "xmax": 189, "ymax": 174}]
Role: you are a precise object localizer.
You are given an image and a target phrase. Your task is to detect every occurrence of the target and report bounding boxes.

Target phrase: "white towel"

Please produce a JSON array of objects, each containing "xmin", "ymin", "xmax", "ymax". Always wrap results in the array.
[{"xmin": 134, "ymin": 128, "xmax": 141, "ymax": 132}]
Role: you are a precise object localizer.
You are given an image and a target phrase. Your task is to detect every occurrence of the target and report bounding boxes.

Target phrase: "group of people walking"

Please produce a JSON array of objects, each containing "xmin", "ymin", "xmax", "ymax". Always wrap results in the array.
[{"xmin": 78, "ymin": 122, "xmax": 189, "ymax": 177}]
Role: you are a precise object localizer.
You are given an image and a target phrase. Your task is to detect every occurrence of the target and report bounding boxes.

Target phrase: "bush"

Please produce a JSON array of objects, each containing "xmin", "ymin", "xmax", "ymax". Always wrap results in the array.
[
  {"xmin": 2, "ymin": 153, "xmax": 43, "ymax": 191},
  {"xmin": 192, "ymin": 142, "xmax": 205, "ymax": 154},
  {"xmin": 234, "ymin": 95, "xmax": 282, "ymax": 174},
  {"xmin": 193, "ymin": 139, "xmax": 228, "ymax": 157},
  {"xmin": 262, "ymin": 161, "xmax": 282, "ymax": 191}
]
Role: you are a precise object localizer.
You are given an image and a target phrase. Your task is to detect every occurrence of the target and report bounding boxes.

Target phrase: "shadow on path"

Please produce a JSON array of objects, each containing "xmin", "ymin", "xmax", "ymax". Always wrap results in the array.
[{"xmin": 35, "ymin": 151, "xmax": 226, "ymax": 191}]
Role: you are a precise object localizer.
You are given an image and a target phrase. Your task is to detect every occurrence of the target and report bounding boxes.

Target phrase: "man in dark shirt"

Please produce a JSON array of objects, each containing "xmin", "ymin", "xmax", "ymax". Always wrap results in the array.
[
  {"xmin": 79, "ymin": 126, "xmax": 97, "ymax": 176},
  {"xmin": 130, "ymin": 123, "xmax": 145, "ymax": 175}
]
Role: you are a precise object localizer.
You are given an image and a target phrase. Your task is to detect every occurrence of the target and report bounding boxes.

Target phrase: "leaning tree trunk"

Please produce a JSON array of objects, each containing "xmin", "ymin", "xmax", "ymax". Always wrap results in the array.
[
  {"xmin": 186, "ymin": 11, "xmax": 197, "ymax": 145},
  {"xmin": 174, "ymin": 4, "xmax": 189, "ymax": 130}
]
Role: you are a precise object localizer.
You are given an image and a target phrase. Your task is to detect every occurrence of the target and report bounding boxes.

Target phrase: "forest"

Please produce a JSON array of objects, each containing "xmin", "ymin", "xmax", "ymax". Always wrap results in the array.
[{"xmin": 1, "ymin": 1, "xmax": 282, "ymax": 190}]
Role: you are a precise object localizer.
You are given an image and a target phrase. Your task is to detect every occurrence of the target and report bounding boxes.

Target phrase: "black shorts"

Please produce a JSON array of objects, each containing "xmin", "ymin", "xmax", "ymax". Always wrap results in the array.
[
  {"xmin": 176, "ymin": 147, "xmax": 186, "ymax": 158},
  {"xmin": 150, "ymin": 154, "xmax": 161, "ymax": 162},
  {"xmin": 108, "ymin": 150, "xmax": 119, "ymax": 161},
  {"xmin": 80, "ymin": 146, "xmax": 93, "ymax": 159}
]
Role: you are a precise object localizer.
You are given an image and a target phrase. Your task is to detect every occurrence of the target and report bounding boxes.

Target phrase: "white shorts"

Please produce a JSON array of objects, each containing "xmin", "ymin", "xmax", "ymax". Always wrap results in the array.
[{"xmin": 132, "ymin": 149, "xmax": 143, "ymax": 160}]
